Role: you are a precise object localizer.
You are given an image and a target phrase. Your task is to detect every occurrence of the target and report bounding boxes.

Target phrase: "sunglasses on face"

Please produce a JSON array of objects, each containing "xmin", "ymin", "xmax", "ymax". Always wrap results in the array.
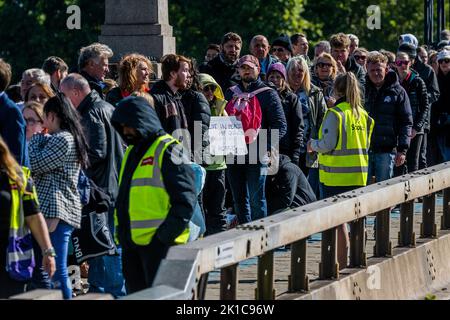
[
  {"xmin": 317, "ymin": 62, "xmax": 332, "ymax": 68},
  {"xmin": 354, "ymin": 55, "xmax": 367, "ymax": 61},
  {"xmin": 395, "ymin": 60, "xmax": 410, "ymax": 67},
  {"xmin": 202, "ymin": 85, "xmax": 216, "ymax": 92},
  {"xmin": 439, "ymin": 58, "xmax": 450, "ymax": 64},
  {"xmin": 271, "ymin": 47, "xmax": 285, "ymax": 53}
]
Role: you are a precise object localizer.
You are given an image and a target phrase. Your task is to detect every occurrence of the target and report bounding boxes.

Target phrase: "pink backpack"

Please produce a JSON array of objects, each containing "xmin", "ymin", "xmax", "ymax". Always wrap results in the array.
[{"xmin": 225, "ymin": 86, "xmax": 271, "ymax": 144}]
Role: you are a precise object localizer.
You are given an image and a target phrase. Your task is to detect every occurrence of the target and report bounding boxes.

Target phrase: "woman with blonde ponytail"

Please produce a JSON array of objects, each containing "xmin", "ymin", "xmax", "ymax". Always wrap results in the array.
[
  {"xmin": 307, "ymin": 72, "xmax": 374, "ymax": 270},
  {"xmin": 0, "ymin": 137, "xmax": 55, "ymax": 298}
]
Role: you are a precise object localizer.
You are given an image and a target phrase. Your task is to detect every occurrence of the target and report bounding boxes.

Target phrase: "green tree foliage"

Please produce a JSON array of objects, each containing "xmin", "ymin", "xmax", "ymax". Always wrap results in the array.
[
  {"xmin": 302, "ymin": 0, "xmax": 425, "ymax": 51},
  {"xmin": 169, "ymin": 0, "xmax": 315, "ymax": 62},
  {"xmin": 0, "ymin": 0, "xmax": 104, "ymax": 83}
]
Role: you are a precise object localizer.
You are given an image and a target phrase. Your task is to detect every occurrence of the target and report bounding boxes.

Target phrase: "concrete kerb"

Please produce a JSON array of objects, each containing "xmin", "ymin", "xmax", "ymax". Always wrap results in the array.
[{"xmin": 278, "ymin": 230, "xmax": 450, "ymax": 300}]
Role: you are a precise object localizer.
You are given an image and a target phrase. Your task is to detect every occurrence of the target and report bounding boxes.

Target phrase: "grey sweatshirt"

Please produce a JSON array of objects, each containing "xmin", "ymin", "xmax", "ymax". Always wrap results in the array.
[{"xmin": 310, "ymin": 111, "xmax": 339, "ymax": 154}]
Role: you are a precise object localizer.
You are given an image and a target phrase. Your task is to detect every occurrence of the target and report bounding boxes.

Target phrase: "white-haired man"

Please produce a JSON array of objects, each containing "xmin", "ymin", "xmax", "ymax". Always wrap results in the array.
[{"xmin": 78, "ymin": 42, "xmax": 113, "ymax": 99}]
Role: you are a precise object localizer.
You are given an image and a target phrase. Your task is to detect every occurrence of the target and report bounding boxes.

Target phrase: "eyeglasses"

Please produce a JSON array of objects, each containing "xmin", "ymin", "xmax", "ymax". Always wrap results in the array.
[
  {"xmin": 395, "ymin": 60, "xmax": 410, "ymax": 66},
  {"xmin": 271, "ymin": 47, "xmax": 285, "ymax": 53},
  {"xmin": 439, "ymin": 58, "xmax": 450, "ymax": 64},
  {"xmin": 354, "ymin": 55, "xmax": 367, "ymax": 61},
  {"xmin": 24, "ymin": 118, "xmax": 42, "ymax": 126},
  {"xmin": 202, "ymin": 85, "xmax": 216, "ymax": 92},
  {"xmin": 317, "ymin": 62, "xmax": 333, "ymax": 68}
]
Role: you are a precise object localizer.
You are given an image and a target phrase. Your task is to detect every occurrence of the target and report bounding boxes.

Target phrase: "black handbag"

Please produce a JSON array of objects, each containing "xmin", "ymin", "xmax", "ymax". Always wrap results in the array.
[{"xmin": 71, "ymin": 179, "xmax": 118, "ymax": 264}]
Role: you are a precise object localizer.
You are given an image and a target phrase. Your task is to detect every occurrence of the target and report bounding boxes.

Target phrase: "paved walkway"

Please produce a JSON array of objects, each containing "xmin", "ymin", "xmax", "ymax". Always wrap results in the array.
[{"xmin": 204, "ymin": 199, "xmax": 444, "ymax": 300}]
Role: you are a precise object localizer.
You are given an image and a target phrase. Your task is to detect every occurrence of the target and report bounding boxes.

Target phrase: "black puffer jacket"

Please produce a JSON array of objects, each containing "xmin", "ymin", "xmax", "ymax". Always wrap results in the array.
[
  {"xmin": 434, "ymin": 70, "xmax": 450, "ymax": 143},
  {"xmin": 345, "ymin": 56, "xmax": 366, "ymax": 93},
  {"xmin": 181, "ymin": 89, "xmax": 211, "ymax": 163},
  {"xmin": 80, "ymin": 70, "xmax": 105, "ymax": 99},
  {"xmin": 266, "ymin": 155, "xmax": 316, "ymax": 215},
  {"xmin": 111, "ymin": 96, "xmax": 196, "ymax": 247},
  {"xmin": 413, "ymin": 59, "xmax": 440, "ymax": 131},
  {"xmin": 150, "ymin": 80, "xmax": 188, "ymax": 136},
  {"xmin": 199, "ymin": 54, "xmax": 239, "ymax": 92},
  {"xmin": 77, "ymin": 90, "xmax": 124, "ymax": 201},
  {"xmin": 225, "ymin": 79, "xmax": 287, "ymax": 162},
  {"xmin": 106, "ymin": 87, "xmax": 124, "ymax": 107},
  {"xmin": 399, "ymin": 70, "xmax": 429, "ymax": 134},
  {"xmin": 365, "ymin": 71, "xmax": 413, "ymax": 153},
  {"xmin": 278, "ymin": 88, "xmax": 304, "ymax": 165}
]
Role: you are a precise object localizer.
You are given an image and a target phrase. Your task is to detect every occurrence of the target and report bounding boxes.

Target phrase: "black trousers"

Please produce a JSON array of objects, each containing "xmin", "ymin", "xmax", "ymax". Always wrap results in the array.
[
  {"xmin": 203, "ymin": 170, "xmax": 227, "ymax": 235},
  {"xmin": 121, "ymin": 242, "xmax": 169, "ymax": 294},
  {"xmin": 407, "ymin": 134, "xmax": 424, "ymax": 173},
  {"xmin": 419, "ymin": 132, "xmax": 428, "ymax": 169}
]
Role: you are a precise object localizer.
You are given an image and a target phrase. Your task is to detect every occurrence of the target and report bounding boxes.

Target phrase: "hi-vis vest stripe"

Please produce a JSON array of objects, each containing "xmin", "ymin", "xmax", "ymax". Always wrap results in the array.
[
  {"xmin": 116, "ymin": 134, "xmax": 190, "ymax": 246},
  {"xmin": 8, "ymin": 167, "xmax": 37, "ymax": 281},
  {"xmin": 318, "ymin": 102, "xmax": 374, "ymax": 187}
]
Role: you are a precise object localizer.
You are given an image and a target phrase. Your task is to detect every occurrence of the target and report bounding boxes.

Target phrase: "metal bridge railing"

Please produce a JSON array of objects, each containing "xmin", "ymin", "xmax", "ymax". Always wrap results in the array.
[{"xmin": 123, "ymin": 162, "xmax": 450, "ymax": 300}]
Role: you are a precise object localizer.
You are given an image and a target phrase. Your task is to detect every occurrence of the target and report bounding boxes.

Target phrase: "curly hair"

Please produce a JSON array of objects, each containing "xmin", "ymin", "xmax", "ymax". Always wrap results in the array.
[{"xmin": 118, "ymin": 54, "xmax": 153, "ymax": 93}]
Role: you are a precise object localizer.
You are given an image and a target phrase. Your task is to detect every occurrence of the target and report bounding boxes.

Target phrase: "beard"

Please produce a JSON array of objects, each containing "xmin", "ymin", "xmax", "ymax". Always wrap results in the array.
[
  {"xmin": 175, "ymin": 75, "xmax": 188, "ymax": 90},
  {"xmin": 241, "ymin": 75, "xmax": 257, "ymax": 84}
]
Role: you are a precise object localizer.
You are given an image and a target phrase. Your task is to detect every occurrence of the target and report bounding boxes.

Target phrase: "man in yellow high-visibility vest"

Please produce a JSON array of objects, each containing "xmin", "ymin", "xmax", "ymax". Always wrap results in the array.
[{"xmin": 111, "ymin": 96, "xmax": 196, "ymax": 293}]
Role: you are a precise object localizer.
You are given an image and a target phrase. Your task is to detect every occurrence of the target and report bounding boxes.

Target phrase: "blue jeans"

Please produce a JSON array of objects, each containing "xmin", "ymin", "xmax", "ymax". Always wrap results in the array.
[
  {"xmin": 50, "ymin": 221, "xmax": 74, "ymax": 300},
  {"xmin": 227, "ymin": 163, "xmax": 268, "ymax": 224},
  {"xmin": 368, "ymin": 151, "xmax": 396, "ymax": 183},
  {"xmin": 87, "ymin": 249, "xmax": 126, "ymax": 297},
  {"xmin": 437, "ymin": 135, "xmax": 450, "ymax": 162},
  {"xmin": 88, "ymin": 207, "xmax": 126, "ymax": 298},
  {"xmin": 188, "ymin": 163, "xmax": 206, "ymax": 240}
]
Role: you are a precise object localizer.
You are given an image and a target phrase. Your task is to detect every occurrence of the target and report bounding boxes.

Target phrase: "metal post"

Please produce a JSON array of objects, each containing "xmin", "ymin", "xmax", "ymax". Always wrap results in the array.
[
  {"xmin": 256, "ymin": 250, "xmax": 275, "ymax": 300},
  {"xmin": 442, "ymin": 188, "xmax": 450, "ymax": 230},
  {"xmin": 319, "ymin": 228, "xmax": 339, "ymax": 279},
  {"xmin": 197, "ymin": 273, "xmax": 209, "ymax": 300},
  {"xmin": 349, "ymin": 218, "xmax": 367, "ymax": 267},
  {"xmin": 399, "ymin": 200, "xmax": 416, "ymax": 247},
  {"xmin": 425, "ymin": 0, "xmax": 434, "ymax": 45},
  {"xmin": 289, "ymin": 239, "xmax": 309, "ymax": 292},
  {"xmin": 374, "ymin": 209, "xmax": 392, "ymax": 257},
  {"xmin": 437, "ymin": 0, "xmax": 445, "ymax": 41},
  {"xmin": 421, "ymin": 193, "xmax": 437, "ymax": 238},
  {"xmin": 220, "ymin": 264, "xmax": 238, "ymax": 300}
]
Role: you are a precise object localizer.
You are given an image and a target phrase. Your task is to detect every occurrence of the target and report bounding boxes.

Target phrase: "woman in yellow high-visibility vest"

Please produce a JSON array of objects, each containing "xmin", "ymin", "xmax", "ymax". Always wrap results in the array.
[
  {"xmin": 0, "ymin": 137, "xmax": 55, "ymax": 298},
  {"xmin": 307, "ymin": 72, "xmax": 374, "ymax": 270}
]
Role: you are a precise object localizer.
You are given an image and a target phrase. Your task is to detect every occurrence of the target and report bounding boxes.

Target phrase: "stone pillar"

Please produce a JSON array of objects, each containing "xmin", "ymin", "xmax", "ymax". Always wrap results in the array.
[{"xmin": 99, "ymin": 0, "xmax": 176, "ymax": 78}]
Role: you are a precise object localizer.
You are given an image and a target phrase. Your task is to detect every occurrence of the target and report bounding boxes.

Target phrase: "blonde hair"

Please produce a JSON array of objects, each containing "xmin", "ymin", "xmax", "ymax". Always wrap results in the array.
[
  {"xmin": 118, "ymin": 54, "xmax": 153, "ymax": 93},
  {"xmin": 314, "ymin": 52, "xmax": 337, "ymax": 80},
  {"xmin": 367, "ymin": 51, "xmax": 389, "ymax": 65},
  {"xmin": 286, "ymin": 56, "xmax": 311, "ymax": 94},
  {"xmin": 0, "ymin": 137, "xmax": 24, "ymax": 191},
  {"xmin": 23, "ymin": 101, "xmax": 44, "ymax": 122},
  {"xmin": 333, "ymin": 72, "xmax": 362, "ymax": 119}
]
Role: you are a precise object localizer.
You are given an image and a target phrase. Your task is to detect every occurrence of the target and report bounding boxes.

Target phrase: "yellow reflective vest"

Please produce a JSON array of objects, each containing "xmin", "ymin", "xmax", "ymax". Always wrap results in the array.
[
  {"xmin": 9, "ymin": 167, "xmax": 37, "ymax": 233},
  {"xmin": 318, "ymin": 102, "xmax": 374, "ymax": 187},
  {"xmin": 116, "ymin": 134, "xmax": 190, "ymax": 246}
]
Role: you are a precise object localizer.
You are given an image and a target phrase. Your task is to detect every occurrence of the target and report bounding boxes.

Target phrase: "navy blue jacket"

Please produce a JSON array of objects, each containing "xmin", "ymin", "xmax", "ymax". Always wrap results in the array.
[
  {"xmin": 225, "ymin": 79, "xmax": 287, "ymax": 162},
  {"xmin": 365, "ymin": 71, "xmax": 413, "ymax": 154},
  {"xmin": 0, "ymin": 92, "xmax": 28, "ymax": 165}
]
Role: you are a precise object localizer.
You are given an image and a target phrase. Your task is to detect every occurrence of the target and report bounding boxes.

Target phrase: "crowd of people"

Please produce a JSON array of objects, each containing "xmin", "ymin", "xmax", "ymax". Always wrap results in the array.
[{"xmin": 0, "ymin": 28, "xmax": 450, "ymax": 299}]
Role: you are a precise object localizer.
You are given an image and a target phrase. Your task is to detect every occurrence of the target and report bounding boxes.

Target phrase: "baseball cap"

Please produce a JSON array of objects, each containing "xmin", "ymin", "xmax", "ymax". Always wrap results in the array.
[
  {"xmin": 238, "ymin": 55, "xmax": 260, "ymax": 70},
  {"xmin": 437, "ymin": 50, "xmax": 450, "ymax": 62},
  {"xmin": 399, "ymin": 34, "xmax": 419, "ymax": 48}
]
